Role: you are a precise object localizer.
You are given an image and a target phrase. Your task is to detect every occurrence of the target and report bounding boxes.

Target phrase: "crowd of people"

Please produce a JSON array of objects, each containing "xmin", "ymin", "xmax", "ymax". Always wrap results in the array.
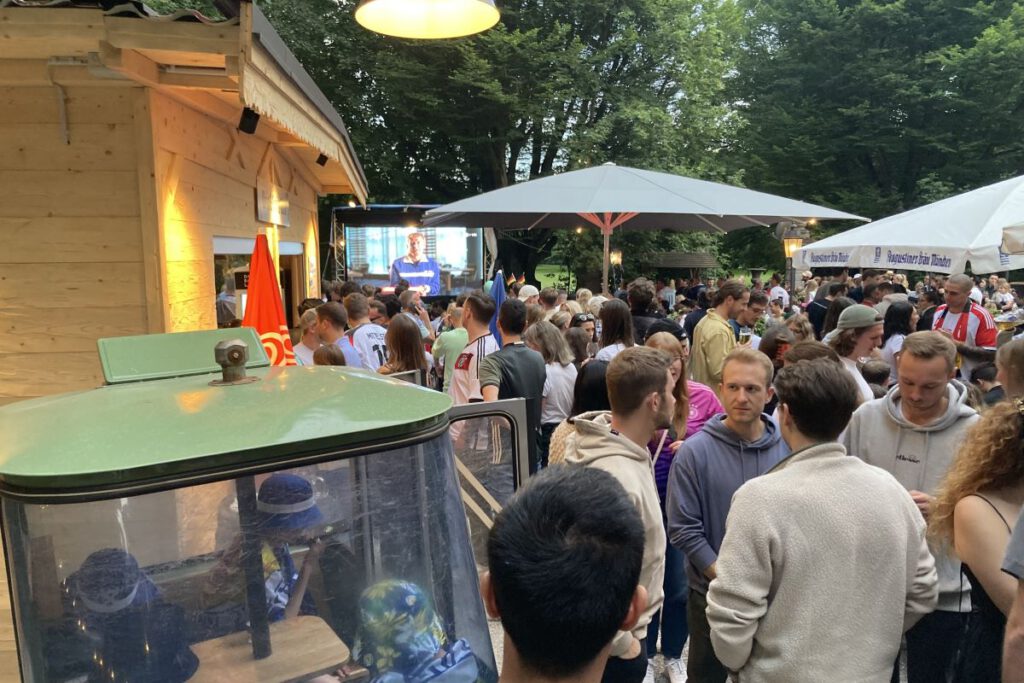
[{"xmin": 306, "ymin": 268, "xmax": 1024, "ymax": 682}]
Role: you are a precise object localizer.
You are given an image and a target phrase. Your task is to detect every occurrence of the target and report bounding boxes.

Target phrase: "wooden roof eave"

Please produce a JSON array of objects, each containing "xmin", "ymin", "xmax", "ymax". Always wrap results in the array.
[{"xmin": 0, "ymin": 6, "xmax": 368, "ymax": 204}]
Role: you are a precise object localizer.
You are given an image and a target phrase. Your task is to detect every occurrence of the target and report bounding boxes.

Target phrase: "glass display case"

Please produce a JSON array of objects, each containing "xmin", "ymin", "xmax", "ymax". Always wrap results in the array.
[{"xmin": 0, "ymin": 330, "xmax": 524, "ymax": 683}]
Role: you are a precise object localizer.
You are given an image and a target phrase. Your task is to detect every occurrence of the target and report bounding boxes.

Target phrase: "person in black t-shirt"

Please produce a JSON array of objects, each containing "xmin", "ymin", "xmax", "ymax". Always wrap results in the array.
[
  {"xmin": 807, "ymin": 282, "xmax": 847, "ymax": 340},
  {"xmin": 481, "ymin": 299, "xmax": 548, "ymax": 474}
]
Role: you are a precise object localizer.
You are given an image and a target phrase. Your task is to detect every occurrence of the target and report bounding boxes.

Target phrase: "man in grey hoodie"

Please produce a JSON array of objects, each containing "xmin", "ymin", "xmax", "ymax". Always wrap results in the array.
[
  {"xmin": 843, "ymin": 331, "xmax": 979, "ymax": 683},
  {"xmin": 667, "ymin": 347, "xmax": 789, "ymax": 683},
  {"xmin": 564, "ymin": 346, "xmax": 675, "ymax": 683}
]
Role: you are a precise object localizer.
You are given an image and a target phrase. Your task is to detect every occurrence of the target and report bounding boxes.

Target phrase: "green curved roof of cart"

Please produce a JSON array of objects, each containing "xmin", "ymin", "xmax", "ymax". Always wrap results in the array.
[{"xmin": 0, "ymin": 367, "xmax": 452, "ymax": 492}]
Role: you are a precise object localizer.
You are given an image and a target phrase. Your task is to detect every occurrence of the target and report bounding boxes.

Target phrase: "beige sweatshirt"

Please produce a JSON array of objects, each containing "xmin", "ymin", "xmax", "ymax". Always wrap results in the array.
[
  {"xmin": 563, "ymin": 411, "xmax": 666, "ymax": 658},
  {"xmin": 707, "ymin": 442, "xmax": 937, "ymax": 682}
]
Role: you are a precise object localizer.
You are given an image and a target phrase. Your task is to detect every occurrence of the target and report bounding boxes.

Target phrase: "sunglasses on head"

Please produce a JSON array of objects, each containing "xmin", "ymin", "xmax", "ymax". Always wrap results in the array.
[{"xmin": 573, "ymin": 313, "xmax": 595, "ymax": 322}]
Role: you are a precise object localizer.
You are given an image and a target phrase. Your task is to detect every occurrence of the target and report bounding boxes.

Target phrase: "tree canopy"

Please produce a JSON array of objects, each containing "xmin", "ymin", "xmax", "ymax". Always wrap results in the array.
[{"xmin": 150, "ymin": 0, "xmax": 1024, "ymax": 281}]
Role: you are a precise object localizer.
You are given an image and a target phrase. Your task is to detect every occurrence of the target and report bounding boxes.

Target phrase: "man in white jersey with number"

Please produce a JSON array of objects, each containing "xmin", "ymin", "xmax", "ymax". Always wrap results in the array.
[
  {"xmin": 931, "ymin": 273, "xmax": 996, "ymax": 381},
  {"xmin": 448, "ymin": 292, "xmax": 499, "ymax": 446},
  {"xmin": 343, "ymin": 293, "xmax": 388, "ymax": 371}
]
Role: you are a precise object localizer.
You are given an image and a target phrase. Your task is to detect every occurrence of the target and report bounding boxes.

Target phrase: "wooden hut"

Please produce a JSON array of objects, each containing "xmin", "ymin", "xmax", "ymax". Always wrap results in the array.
[{"xmin": 0, "ymin": 0, "xmax": 369, "ymax": 405}]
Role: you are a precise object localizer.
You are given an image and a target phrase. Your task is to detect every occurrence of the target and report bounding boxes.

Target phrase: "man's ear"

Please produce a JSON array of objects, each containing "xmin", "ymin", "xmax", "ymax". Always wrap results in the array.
[
  {"xmin": 480, "ymin": 572, "xmax": 500, "ymax": 619},
  {"xmin": 619, "ymin": 585, "xmax": 647, "ymax": 632}
]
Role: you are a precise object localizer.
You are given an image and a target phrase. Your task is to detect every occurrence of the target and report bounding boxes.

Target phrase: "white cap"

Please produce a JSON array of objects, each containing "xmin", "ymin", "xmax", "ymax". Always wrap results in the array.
[{"xmin": 518, "ymin": 285, "xmax": 540, "ymax": 301}]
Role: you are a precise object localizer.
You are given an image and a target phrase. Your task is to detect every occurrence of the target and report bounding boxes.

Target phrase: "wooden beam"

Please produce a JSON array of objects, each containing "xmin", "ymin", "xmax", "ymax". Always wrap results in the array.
[
  {"xmin": 0, "ymin": 60, "xmax": 134, "ymax": 87},
  {"xmin": 99, "ymin": 42, "xmax": 160, "ymax": 88},
  {"xmin": 159, "ymin": 70, "xmax": 238, "ymax": 92},
  {"xmin": 104, "ymin": 16, "xmax": 239, "ymax": 55},
  {"xmin": 133, "ymin": 89, "xmax": 170, "ymax": 334},
  {"xmin": 0, "ymin": 8, "xmax": 105, "ymax": 59}
]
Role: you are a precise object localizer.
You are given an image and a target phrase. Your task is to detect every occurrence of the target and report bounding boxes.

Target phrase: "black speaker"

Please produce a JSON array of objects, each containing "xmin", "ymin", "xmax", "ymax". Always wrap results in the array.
[
  {"xmin": 238, "ymin": 107, "xmax": 260, "ymax": 134},
  {"xmin": 316, "ymin": 153, "xmax": 328, "ymax": 167}
]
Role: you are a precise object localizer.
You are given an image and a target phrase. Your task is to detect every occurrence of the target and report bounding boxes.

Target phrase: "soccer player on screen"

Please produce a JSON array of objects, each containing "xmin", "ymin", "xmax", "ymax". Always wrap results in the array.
[{"xmin": 390, "ymin": 232, "xmax": 441, "ymax": 296}]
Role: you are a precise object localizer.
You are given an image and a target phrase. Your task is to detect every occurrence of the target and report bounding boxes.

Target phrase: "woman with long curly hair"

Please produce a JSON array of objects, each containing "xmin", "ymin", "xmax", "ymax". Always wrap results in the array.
[
  {"xmin": 642, "ymin": 332, "xmax": 722, "ymax": 678},
  {"xmin": 930, "ymin": 343, "xmax": 1024, "ymax": 681}
]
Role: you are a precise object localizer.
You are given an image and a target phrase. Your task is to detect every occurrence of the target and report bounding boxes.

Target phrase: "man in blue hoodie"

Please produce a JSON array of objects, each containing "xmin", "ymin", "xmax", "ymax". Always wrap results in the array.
[{"xmin": 666, "ymin": 347, "xmax": 789, "ymax": 682}]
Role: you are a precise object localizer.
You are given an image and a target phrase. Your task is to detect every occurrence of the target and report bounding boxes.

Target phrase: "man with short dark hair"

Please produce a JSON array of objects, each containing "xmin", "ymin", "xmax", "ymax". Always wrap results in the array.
[
  {"xmin": 843, "ymin": 331, "xmax": 979, "ymax": 682},
  {"xmin": 564, "ymin": 347, "xmax": 675, "ymax": 683},
  {"xmin": 449, "ymin": 292, "xmax": 498, "ymax": 407},
  {"xmin": 732, "ymin": 291, "xmax": 768, "ymax": 348},
  {"xmin": 806, "ymin": 282, "xmax": 847, "ymax": 339},
  {"xmin": 916, "ymin": 289, "xmax": 943, "ymax": 332},
  {"xmin": 483, "ymin": 465, "xmax": 648, "ymax": 683},
  {"xmin": 690, "ymin": 280, "xmax": 750, "ymax": 397},
  {"xmin": 768, "ymin": 273, "xmax": 789, "ymax": 309},
  {"xmin": 863, "ymin": 280, "xmax": 892, "ymax": 307},
  {"xmin": 343, "ymin": 293, "xmax": 387, "ymax": 371},
  {"xmin": 481, "ymin": 299, "xmax": 547, "ymax": 473},
  {"xmin": 315, "ymin": 302, "xmax": 363, "ymax": 368},
  {"xmin": 367, "ymin": 299, "xmax": 390, "ymax": 327},
  {"xmin": 627, "ymin": 278, "xmax": 665, "ymax": 342},
  {"xmin": 667, "ymin": 348, "xmax": 789, "ymax": 683},
  {"xmin": 849, "ymin": 268, "xmax": 883, "ymax": 303},
  {"xmin": 707, "ymin": 359, "xmax": 937, "ymax": 680},
  {"xmin": 539, "ymin": 287, "xmax": 560, "ymax": 319}
]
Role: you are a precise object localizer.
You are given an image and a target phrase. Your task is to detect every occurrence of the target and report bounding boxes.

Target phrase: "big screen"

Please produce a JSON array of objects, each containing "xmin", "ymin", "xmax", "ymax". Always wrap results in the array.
[{"xmin": 344, "ymin": 226, "xmax": 484, "ymax": 296}]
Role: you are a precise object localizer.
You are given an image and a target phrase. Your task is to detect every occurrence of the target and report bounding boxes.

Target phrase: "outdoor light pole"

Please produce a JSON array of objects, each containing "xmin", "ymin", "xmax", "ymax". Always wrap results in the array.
[
  {"xmin": 610, "ymin": 248, "xmax": 623, "ymax": 293},
  {"xmin": 782, "ymin": 225, "xmax": 810, "ymax": 294}
]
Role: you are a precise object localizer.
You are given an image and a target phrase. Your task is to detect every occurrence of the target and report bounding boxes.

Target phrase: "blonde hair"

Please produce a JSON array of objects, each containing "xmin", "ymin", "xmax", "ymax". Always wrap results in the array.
[
  {"xmin": 902, "ymin": 331, "xmax": 957, "ymax": 373},
  {"xmin": 722, "ymin": 347, "xmax": 774, "ymax": 387},
  {"xmin": 576, "ymin": 288, "xmax": 593, "ymax": 310},
  {"xmin": 587, "ymin": 295, "xmax": 608, "ymax": 317},
  {"xmin": 299, "ymin": 308, "xmax": 319, "ymax": 332},
  {"xmin": 524, "ymin": 321, "xmax": 574, "ymax": 366},
  {"xmin": 998, "ymin": 338, "xmax": 1024, "ymax": 398},
  {"xmin": 563, "ymin": 301, "xmax": 583, "ymax": 315},
  {"xmin": 930, "ymin": 400, "xmax": 1024, "ymax": 543},
  {"xmin": 550, "ymin": 311, "xmax": 572, "ymax": 330}
]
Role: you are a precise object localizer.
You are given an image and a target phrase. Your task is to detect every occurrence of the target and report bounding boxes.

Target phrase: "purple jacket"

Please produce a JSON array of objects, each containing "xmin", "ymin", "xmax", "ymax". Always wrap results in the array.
[{"xmin": 647, "ymin": 381, "xmax": 723, "ymax": 505}]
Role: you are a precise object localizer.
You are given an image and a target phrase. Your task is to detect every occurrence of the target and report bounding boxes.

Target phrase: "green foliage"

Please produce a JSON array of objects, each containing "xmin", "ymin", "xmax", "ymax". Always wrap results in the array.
[
  {"xmin": 730, "ymin": 0, "xmax": 1024, "ymax": 220},
  {"xmin": 147, "ymin": 0, "xmax": 1024, "ymax": 280},
  {"xmin": 231, "ymin": 0, "xmax": 743, "ymax": 283}
]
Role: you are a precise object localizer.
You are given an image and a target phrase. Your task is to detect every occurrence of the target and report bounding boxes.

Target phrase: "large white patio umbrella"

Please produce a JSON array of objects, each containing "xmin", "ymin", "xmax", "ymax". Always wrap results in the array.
[
  {"xmin": 422, "ymin": 163, "xmax": 865, "ymax": 292},
  {"xmin": 797, "ymin": 175, "xmax": 1024, "ymax": 275}
]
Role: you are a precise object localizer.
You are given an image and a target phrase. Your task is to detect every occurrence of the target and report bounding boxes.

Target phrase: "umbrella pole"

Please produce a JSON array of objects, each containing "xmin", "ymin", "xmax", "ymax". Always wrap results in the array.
[{"xmin": 603, "ymin": 232, "xmax": 610, "ymax": 295}]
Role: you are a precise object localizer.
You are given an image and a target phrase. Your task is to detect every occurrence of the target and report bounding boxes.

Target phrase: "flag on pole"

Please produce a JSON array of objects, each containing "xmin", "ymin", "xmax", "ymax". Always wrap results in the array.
[
  {"xmin": 506, "ymin": 272, "xmax": 516, "ymax": 286},
  {"xmin": 489, "ymin": 270, "xmax": 507, "ymax": 348},
  {"xmin": 242, "ymin": 234, "xmax": 296, "ymax": 366},
  {"xmin": 516, "ymin": 274, "xmax": 526, "ymax": 285}
]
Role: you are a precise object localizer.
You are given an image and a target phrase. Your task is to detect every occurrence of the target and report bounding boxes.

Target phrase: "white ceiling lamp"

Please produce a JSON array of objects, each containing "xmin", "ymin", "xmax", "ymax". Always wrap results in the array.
[{"xmin": 355, "ymin": 0, "xmax": 499, "ymax": 39}]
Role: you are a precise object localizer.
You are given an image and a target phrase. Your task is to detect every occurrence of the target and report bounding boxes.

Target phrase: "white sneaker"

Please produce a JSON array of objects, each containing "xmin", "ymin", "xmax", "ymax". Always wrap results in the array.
[
  {"xmin": 642, "ymin": 659, "xmax": 658, "ymax": 683},
  {"xmin": 665, "ymin": 657, "xmax": 687, "ymax": 683}
]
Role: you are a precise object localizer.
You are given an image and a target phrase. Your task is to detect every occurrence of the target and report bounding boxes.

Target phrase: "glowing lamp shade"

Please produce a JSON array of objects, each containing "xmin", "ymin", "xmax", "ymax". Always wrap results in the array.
[
  {"xmin": 609, "ymin": 249, "xmax": 623, "ymax": 266},
  {"xmin": 783, "ymin": 236, "xmax": 804, "ymax": 259},
  {"xmin": 355, "ymin": 0, "xmax": 500, "ymax": 39}
]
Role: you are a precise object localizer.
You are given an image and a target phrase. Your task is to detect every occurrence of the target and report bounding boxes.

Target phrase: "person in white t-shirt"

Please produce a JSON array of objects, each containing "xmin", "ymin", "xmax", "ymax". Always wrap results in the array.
[
  {"xmin": 524, "ymin": 320, "xmax": 578, "ymax": 469},
  {"xmin": 292, "ymin": 309, "xmax": 322, "ymax": 366},
  {"xmin": 343, "ymin": 293, "xmax": 388, "ymax": 371},
  {"xmin": 448, "ymin": 292, "xmax": 500, "ymax": 445},
  {"xmin": 768, "ymin": 273, "xmax": 790, "ymax": 309},
  {"xmin": 828, "ymin": 304, "xmax": 884, "ymax": 404}
]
